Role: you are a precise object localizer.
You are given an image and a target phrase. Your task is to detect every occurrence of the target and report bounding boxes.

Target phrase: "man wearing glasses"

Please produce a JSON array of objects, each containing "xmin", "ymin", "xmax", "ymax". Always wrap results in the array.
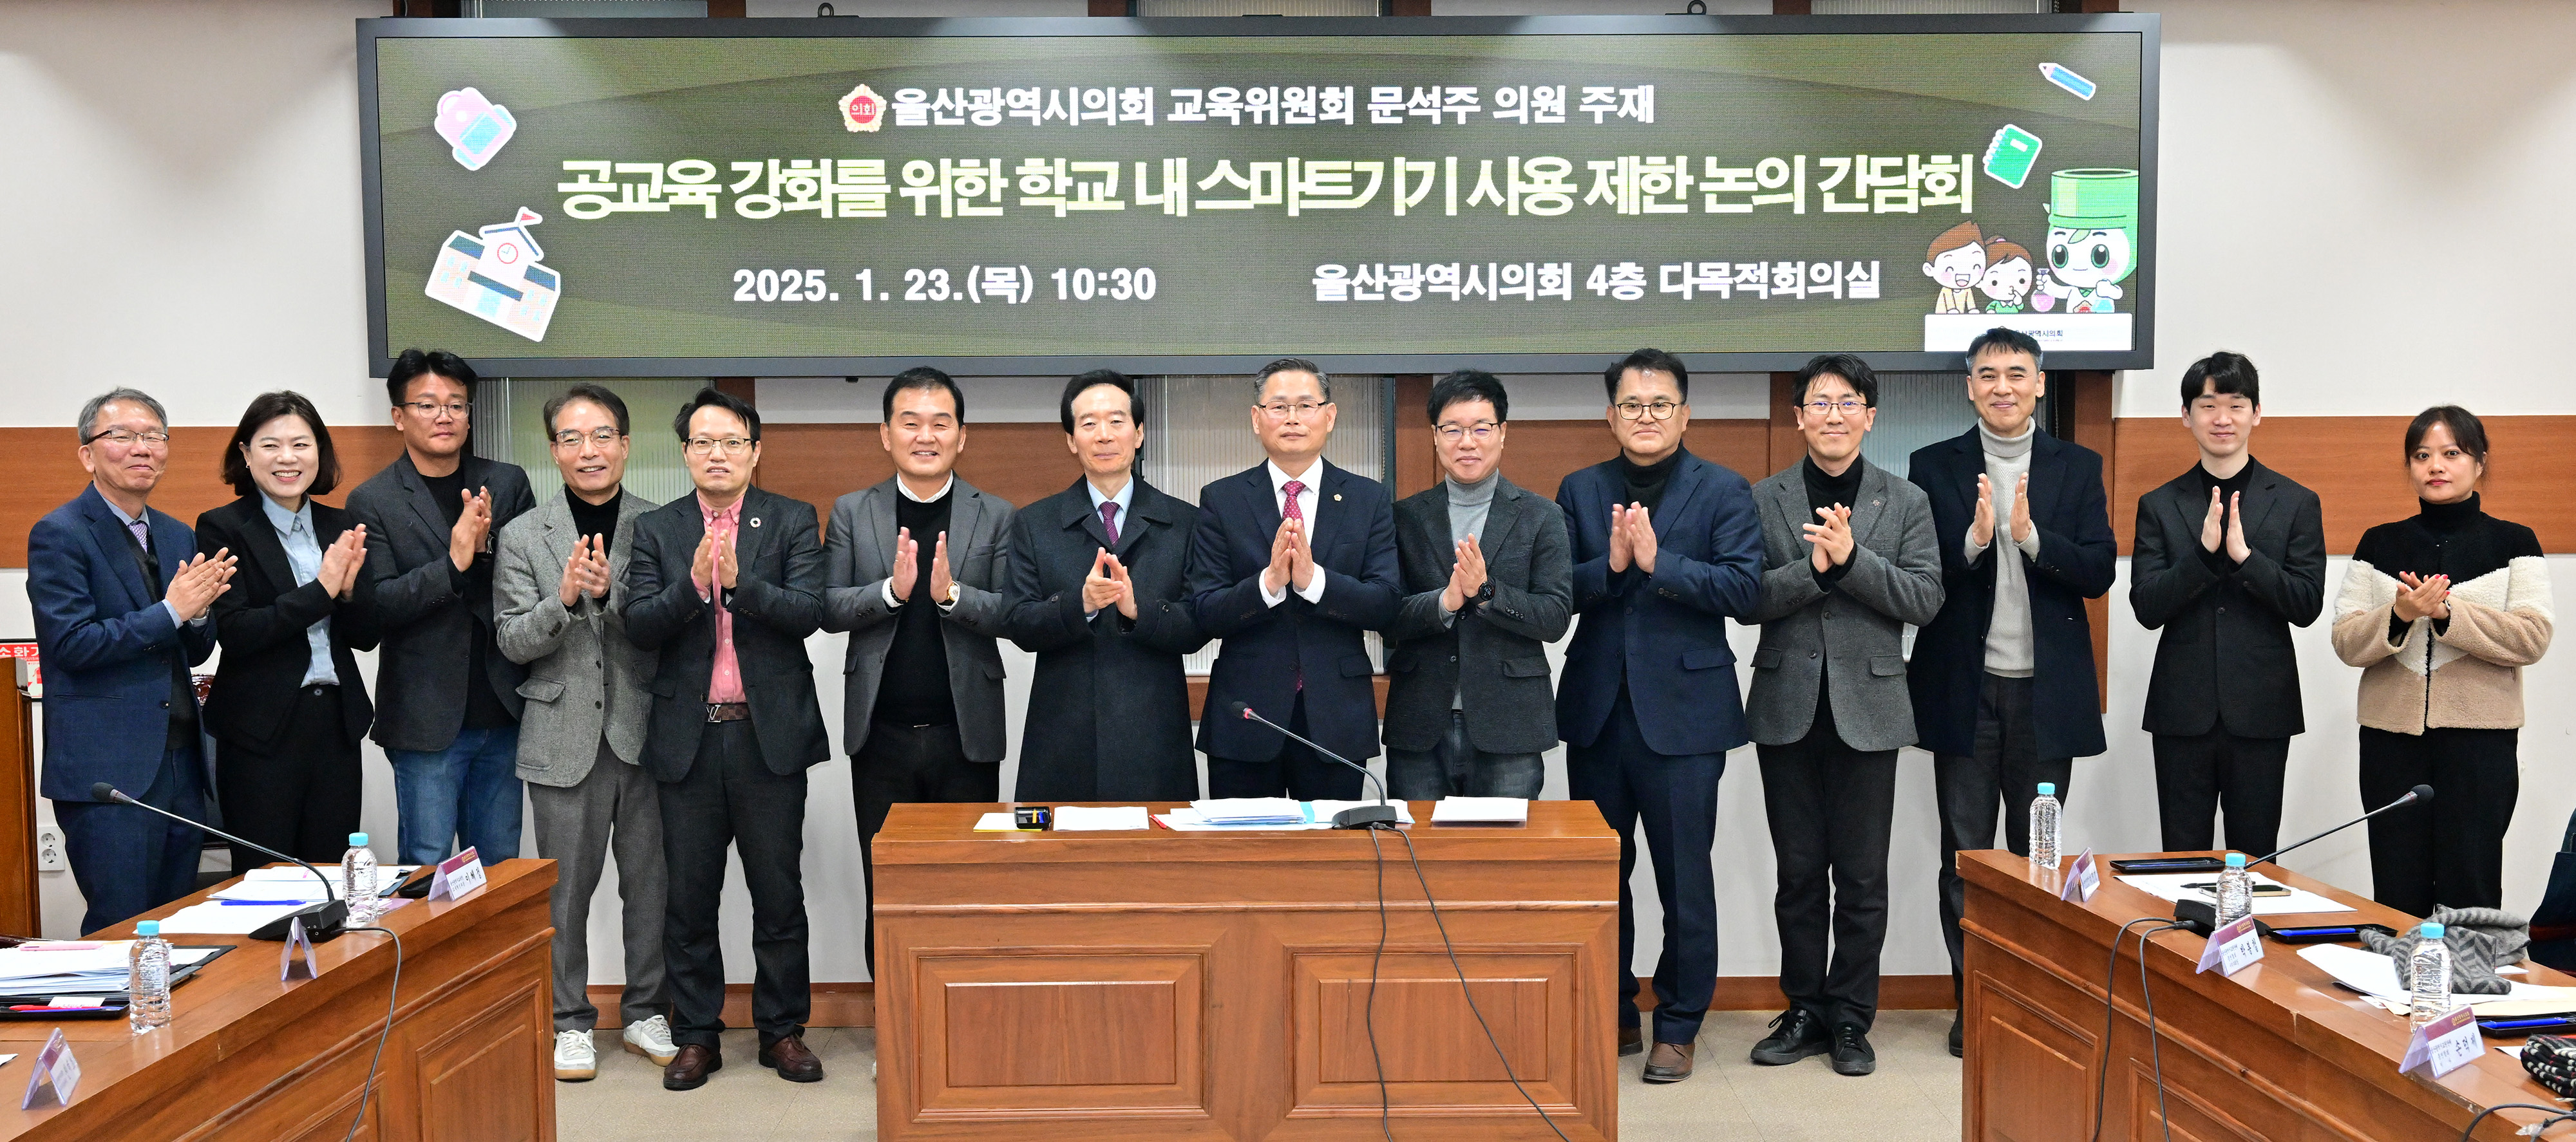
[
  {"xmin": 30, "ymin": 389, "xmax": 236, "ymax": 932},
  {"xmin": 1381, "ymin": 369, "xmax": 1570, "ymax": 801},
  {"xmin": 349, "ymin": 350, "xmax": 536, "ymax": 868},
  {"xmin": 494, "ymin": 384, "xmax": 676, "ymax": 1081},
  {"xmin": 624, "ymin": 388, "xmax": 830, "ymax": 1089},
  {"xmin": 1188, "ymin": 357, "xmax": 1401, "ymax": 800},
  {"xmin": 1555, "ymin": 348, "xmax": 1763, "ymax": 1083}
]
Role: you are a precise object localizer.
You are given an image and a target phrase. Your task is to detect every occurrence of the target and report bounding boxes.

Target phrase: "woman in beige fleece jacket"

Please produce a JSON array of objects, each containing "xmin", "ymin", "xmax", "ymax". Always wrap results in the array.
[{"xmin": 2331, "ymin": 406, "xmax": 2553, "ymax": 915}]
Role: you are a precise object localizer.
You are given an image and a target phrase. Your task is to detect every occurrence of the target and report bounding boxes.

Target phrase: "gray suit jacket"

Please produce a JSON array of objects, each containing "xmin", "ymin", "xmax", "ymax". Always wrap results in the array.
[
  {"xmin": 494, "ymin": 489, "xmax": 660, "ymax": 787},
  {"xmin": 346, "ymin": 452, "xmax": 536, "ymax": 752},
  {"xmin": 820, "ymin": 476, "xmax": 1015, "ymax": 761},
  {"xmin": 1743, "ymin": 458, "xmax": 1946, "ymax": 752},
  {"xmin": 1383, "ymin": 476, "xmax": 1571, "ymax": 755}
]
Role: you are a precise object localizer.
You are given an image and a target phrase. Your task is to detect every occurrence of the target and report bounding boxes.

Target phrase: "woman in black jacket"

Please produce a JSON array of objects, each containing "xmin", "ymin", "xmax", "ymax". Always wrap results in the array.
[{"xmin": 196, "ymin": 392, "xmax": 379, "ymax": 872}]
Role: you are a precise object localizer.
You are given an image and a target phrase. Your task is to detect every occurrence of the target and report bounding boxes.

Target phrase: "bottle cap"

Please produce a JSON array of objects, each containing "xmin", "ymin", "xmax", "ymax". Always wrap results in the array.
[
  {"xmin": 136, "ymin": 921, "xmax": 159, "ymax": 937},
  {"xmin": 2037, "ymin": 783, "xmax": 2056, "ymax": 796},
  {"xmin": 2420, "ymin": 922, "xmax": 2446, "ymax": 939},
  {"xmin": 2224, "ymin": 852, "xmax": 2246, "ymax": 868},
  {"xmin": 350, "ymin": 832, "xmax": 368, "ymax": 847}
]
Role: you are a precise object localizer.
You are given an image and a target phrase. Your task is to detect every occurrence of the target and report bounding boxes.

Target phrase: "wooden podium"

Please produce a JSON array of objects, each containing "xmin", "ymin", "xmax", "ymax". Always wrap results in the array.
[
  {"xmin": 0, "ymin": 858, "xmax": 555, "ymax": 1142},
  {"xmin": 1961, "ymin": 848, "xmax": 2576, "ymax": 1141},
  {"xmin": 871, "ymin": 801, "xmax": 1621, "ymax": 1141}
]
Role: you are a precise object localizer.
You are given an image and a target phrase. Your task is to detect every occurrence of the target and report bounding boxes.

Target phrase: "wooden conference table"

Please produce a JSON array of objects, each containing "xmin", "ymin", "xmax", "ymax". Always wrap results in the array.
[
  {"xmin": 0, "ymin": 859, "xmax": 554, "ymax": 1142},
  {"xmin": 1960, "ymin": 849, "xmax": 2575, "ymax": 1141},
  {"xmin": 871, "ymin": 801, "xmax": 1622, "ymax": 1141}
]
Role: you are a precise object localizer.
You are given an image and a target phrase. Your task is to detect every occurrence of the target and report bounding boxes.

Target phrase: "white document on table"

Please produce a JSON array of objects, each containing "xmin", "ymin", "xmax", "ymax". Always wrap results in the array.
[
  {"xmin": 2116, "ymin": 872, "xmax": 2357, "ymax": 915},
  {"xmin": 1430, "ymin": 797, "xmax": 1529, "ymax": 824},
  {"xmin": 1191, "ymin": 798, "xmax": 1306, "ymax": 824},
  {"xmin": 2298, "ymin": 943, "xmax": 2575, "ymax": 1009},
  {"xmin": 154, "ymin": 903, "xmax": 304, "ymax": 935},
  {"xmin": 1051, "ymin": 806, "xmax": 1149, "ymax": 831}
]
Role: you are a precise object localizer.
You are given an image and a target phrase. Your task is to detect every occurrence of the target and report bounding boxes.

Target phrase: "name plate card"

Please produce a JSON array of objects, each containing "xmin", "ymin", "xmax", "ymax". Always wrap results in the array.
[
  {"xmin": 2195, "ymin": 914, "xmax": 2264, "ymax": 976},
  {"xmin": 426, "ymin": 847, "xmax": 486, "ymax": 903},
  {"xmin": 20, "ymin": 1028, "xmax": 79, "ymax": 1110},
  {"xmin": 2058, "ymin": 849, "xmax": 2101, "ymax": 904},
  {"xmin": 2400, "ymin": 1004, "xmax": 2480, "ymax": 1078}
]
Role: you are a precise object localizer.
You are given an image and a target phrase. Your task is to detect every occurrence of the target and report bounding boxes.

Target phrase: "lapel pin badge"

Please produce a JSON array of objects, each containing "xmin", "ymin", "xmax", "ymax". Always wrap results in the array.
[
  {"xmin": 749, "ymin": 517, "xmax": 761, "ymax": 528},
  {"xmin": 1333, "ymin": 493, "xmax": 1343, "ymax": 501}
]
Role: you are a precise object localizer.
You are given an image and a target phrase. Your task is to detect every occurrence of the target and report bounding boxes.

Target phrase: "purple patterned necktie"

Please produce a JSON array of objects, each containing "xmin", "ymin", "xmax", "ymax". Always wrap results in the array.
[{"xmin": 1099, "ymin": 501, "xmax": 1121, "ymax": 547}]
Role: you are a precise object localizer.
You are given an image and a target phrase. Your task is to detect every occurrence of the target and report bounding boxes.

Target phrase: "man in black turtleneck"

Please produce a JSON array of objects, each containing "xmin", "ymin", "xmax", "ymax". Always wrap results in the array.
[
  {"xmin": 2130, "ymin": 352, "xmax": 2324, "ymax": 859},
  {"xmin": 1556, "ymin": 348, "xmax": 1764, "ymax": 1084}
]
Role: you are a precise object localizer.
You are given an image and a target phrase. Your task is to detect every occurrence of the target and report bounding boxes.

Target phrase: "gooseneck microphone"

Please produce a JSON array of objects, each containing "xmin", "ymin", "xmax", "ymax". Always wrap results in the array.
[
  {"xmin": 2171, "ymin": 785, "xmax": 2434, "ymax": 934},
  {"xmin": 91, "ymin": 782, "xmax": 348, "ymax": 942},
  {"xmin": 1229, "ymin": 703, "xmax": 1399, "ymax": 829}
]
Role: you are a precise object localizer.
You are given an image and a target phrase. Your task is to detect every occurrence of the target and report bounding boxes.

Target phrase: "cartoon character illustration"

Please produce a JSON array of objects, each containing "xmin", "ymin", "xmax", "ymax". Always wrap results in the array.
[
  {"xmin": 1977, "ymin": 237, "xmax": 2034, "ymax": 314},
  {"xmin": 2034, "ymin": 168, "xmax": 2139, "ymax": 315},
  {"xmin": 1922, "ymin": 221, "xmax": 1987, "ymax": 315},
  {"xmin": 424, "ymin": 207, "xmax": 561, "ymax": 342}
]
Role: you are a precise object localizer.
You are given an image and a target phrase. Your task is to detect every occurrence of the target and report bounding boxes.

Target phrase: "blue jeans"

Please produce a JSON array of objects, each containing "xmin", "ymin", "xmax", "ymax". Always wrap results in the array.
[
  {"xmin": 387, "ymin": 726, "xmax": 524, "ymax": 866},
  {"xmin": 1385, "ymin": 710, "xmax": 1545, "ymax": 800}
]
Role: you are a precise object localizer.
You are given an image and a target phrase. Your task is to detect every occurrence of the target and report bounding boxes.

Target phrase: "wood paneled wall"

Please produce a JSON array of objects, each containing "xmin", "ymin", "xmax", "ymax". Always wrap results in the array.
[
  {"xmin": 0, "ymin": 426, "xmax": 407, "ymax": 566},
  {"xmin": 755, "ymin": 422, "xmax": 1086, "ymax": 537}
]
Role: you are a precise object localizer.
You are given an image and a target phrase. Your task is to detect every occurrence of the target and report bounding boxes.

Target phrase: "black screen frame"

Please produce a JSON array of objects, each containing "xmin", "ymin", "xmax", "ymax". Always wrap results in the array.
[{"xmin": 357, "ymin": 12, "xmax": 2159, "ymax": 378}]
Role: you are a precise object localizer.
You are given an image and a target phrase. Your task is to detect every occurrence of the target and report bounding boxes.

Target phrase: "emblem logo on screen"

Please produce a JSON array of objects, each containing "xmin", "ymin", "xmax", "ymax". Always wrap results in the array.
[
  {"xmin": 840, "ymin": 83, "xmax": 884, "ymax": 133},
  {"xmin": 424, "ymin": 207, "xmax": 561, "ymax": 342},
  {"xmin": 433, "ymin": 87, "xmax": 517, "ymax": 171}
]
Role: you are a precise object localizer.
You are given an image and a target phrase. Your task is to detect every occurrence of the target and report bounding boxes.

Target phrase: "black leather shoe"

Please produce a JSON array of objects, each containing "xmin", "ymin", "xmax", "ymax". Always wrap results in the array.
[
  {"xmin": 1949, "ymin": 1013, "xmax": 1964, "ymax": 1058},
  {"xmin": 1829, "ymin": 1022, "xmax": 1877, "ymax": 1076},
  {"xmin": 1618, "ymin": 1026, "xmax": 1645, "ymax": 1057},
  {"xmin": 663, "ymin": 1044, "xmax": 721, "ymax": 1091},
  {"xmin": 1749, "ymin": 1008, "xmax": 1828, "ymax": 1066},
  {"xmin": 759, "ymin": 1034, "xmax": 825, "ymax": 1083},
  {"xmin": 1642, "ymin": 1041, "xmax": 1695, "ymax": 1084}
]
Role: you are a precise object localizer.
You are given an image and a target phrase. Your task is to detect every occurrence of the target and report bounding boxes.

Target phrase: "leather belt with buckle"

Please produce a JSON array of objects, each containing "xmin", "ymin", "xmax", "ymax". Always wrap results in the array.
[{"xmin": 705, "ymin": 702, "xmax": 751, "ymax": 723}]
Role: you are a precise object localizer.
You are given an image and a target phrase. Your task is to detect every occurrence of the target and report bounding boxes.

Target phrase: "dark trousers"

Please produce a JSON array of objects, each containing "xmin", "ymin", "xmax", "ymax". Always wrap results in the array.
[
  {"xmin": 214, "ymin": 684, "xmax": 363, "ymax": 872},
  {"xmin": 659, "ymin": 720, "xmax": 809, "ymax": 1049},
  {"xmin": 1567, "ymin": 688, "xmax": 1721, "ymax": 1045},
  {"xmin": 1207, "ymin": 693, "xmax": 1365, "ymax": 801},
  {"xmin": 2152, "ymin": 728, "xmax": 2291, "ymax": 856},
  {"xmin": 2359, "ymin": 725, "xmax": 2519, "ymax": 915},
  {"xmin": 56, "ymin": 738, "xmax": 206, "ymax": 935},
  {"xmin": 1935, "ymin": 672, "xmax": 2072, "ymax": 1002},
  {"xmin": 855, "ymin": 720, "xmax": 996, "ymax": 978},
  {"xmin": 1757, "ymin": 706, "xmax": 1899, "ymax": 1031},
  {"xmin": 1385, "ymin": 710, "xmax": 1545, "ymax": 800}
]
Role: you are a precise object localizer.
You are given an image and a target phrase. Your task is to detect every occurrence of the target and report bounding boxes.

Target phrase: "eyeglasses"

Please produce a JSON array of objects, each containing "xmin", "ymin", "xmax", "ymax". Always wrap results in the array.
[
  {"xmin": 1256, "ymin": 400, "xmax": 1330, "ymax": 421},
  {"xmin": 685, "ymin": 436, "xmax": 755, "ymax": 456},
  {"xmin": 1803, "ymin": 400, "xmax": 1870, "ymax": 416},
  {"xmin": 552, "ymin": 427, "xmax": 625, "ymax": 448},
  {"xmin": 86, "ymin": 428, "xmax": 171, "ymax": 447},
  {"xmin": 1613, "ymin": 400, "xmax": 1680, "ymax": 422},
  {"xmin": 399, "ymin": 401, "xmax": 472, "ymax": 420},
  {"xmin": 1435, "ymin": 422, "xmax": 1499, "ymax": 444}
]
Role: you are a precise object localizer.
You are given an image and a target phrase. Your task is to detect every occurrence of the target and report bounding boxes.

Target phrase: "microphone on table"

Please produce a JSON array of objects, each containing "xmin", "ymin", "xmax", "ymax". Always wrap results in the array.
[
  {"xmin": 2170, "ymin": 785, "xmax": 2434, "ymax": 934},
  {"xmin": 91, "ymin": 782, "xmax": 348, "ymax": 942},
  {"xmin": 1229, "ymin": 703, "xmax": 1399, "ymax": 829}
]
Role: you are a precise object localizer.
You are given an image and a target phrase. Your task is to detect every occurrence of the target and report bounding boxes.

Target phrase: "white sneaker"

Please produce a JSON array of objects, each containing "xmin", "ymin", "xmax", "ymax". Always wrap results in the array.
[
  {"xmin": 554, "ymin": 1030, "xmax": 598, "ymax": 1081},
  {"xmin": 623, "ymin": 1015, "xmax": 678, "ymax": 1066}
]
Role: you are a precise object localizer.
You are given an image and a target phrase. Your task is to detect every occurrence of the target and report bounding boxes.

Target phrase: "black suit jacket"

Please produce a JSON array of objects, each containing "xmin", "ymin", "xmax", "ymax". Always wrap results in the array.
[
  {"xmin": 1186, "ymin": 460, "xmax": 1401, "ymax": 765},
  {"xmin": 346, "ymin": 452, "xmax": 535, "ymax": 751},
  {"xmin": 620, "ymin": 486, "xmax": 829, "ymax": 782},
  {"xmin": 1383, "ymin": 476, "xmax": 1571, "ymax": 756},
  {"xmin": 195, "ymin": 496, "xmax": 379, "ymax": 751},
  {"xmin": 2128, "ymin": 458, "xmax": 2327, "ymax": 738},
  {"xmin": 1905, "ymin": 427, "xmax": 2116, "ymax": 760},
  {"xmin": 1003, "ymin": 477, "xmax": 1209, "ymax": 801}
]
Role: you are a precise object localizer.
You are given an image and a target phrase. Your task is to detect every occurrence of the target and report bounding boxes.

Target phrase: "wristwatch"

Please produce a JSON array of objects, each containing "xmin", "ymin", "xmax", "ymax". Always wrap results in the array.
[{"xmin": 943, "ymin": 582, "xmax": 961, "ymax": 606}]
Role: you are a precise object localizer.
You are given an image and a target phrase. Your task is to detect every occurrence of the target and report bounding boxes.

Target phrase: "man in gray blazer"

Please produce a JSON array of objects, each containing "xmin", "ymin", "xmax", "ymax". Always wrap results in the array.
[
  {"xmin": 1743, "ymin": 355, "xmax": 1944, "ymax": 1078},
  {"xmin": 495, "ymin": 384, "xmax": 672, "ymax": 1083},
  {"xmin": 820, "ymin": 368, "xmax": 1014, "ymax": 974},
  {"xmin": 1383, "ymin": 370, "xmax": 1571, "ymax": 798},
  {"xmin": 347, "ymin": 350, "xmax": 535, "ymax": 866}
]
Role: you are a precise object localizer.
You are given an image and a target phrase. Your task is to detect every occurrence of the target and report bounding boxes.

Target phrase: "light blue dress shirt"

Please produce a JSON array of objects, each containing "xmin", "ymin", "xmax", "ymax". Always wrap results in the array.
[{"xmin": 261, "ymin": 497, "xmax": 341, "ymax": 687}]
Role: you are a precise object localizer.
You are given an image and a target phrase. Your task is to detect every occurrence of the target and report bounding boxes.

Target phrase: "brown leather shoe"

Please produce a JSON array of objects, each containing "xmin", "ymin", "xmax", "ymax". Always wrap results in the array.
[
  {"xmin": 759, "ymin": 1034, "xmax": 824, "ymax": 1083},
  {"xmin": 663, "ymin": 1044, "xmax": 721, "ymax": 1091},
  {"xmin": 1642, "ymin": 1041, "xmax": 1696, "ymax": 1084},
  {"xmin": 1618, "ymin": 1026, "xmax": 1645, "ymax": 1057}
]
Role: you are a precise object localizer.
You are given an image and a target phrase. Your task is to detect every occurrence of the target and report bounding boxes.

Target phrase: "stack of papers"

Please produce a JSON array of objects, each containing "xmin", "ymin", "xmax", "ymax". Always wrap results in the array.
[
  {"xmin": 1155, "ymin": 801, "xmax": 1416, "ymax": 830},
  {"xmin": 2298, "ymin": 944, "xmax": 2576, "ymax": 1015},
  {"xmin": 2114, "ymin": 872, "xmax": 2356, "ymax": 916},
  {"xmin": 1430, "ymin": 797, "xmax": 1530, "ymax": 824},
  {"xmin": 1191, "ymin": 798, "xmax": 1306, "ymax": 825},
  {"xmin": 0, "ymin": 943, "xmax": 218, "ymax": 995}
]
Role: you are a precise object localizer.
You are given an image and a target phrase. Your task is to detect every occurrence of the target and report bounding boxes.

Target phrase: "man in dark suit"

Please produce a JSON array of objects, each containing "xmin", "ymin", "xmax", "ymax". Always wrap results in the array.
[
  {"xmin": 1188, "ymin": 358, "xmax": 1401, "ymax": 800},
  {"xmin": 347, "ymin": 350, "xmax": 535, "ymax": 867},
  {"xmin": 1383, "ymin": 369, "xmax": 1570, "ymax": 800},
  {"xmin": 1906, "ymin": 327, "xmax": 2116, "ymax": 1056},
  {"xmin": 623, "ymin": 388, "xmax": 829, "ymax": 1091},
  {"xmin": 1005, "ymin": 370, "xmax": 1208, "ymax": 801},
  {"xmin": 1556, "ymin": 348, "xmax": 1763, "ymax": 1083},
  {"xmin": 2130, "ymin": 351, "xmax": 2325, "ymax": 856},
  {"xmin": 30, "ymin": 389, "xmax": 234, "ymax": 933}
]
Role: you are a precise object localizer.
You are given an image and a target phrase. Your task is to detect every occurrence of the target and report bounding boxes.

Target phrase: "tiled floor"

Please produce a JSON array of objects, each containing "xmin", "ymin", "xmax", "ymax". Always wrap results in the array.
[{"xmin": 556, "ymin": 1009, "xmax": 1964, "ymax": 1141}]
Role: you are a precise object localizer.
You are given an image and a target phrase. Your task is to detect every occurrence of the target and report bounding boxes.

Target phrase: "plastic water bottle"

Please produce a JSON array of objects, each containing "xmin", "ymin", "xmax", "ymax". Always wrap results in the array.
[
  {"xmin": 2409, "ymin": 922, "xmax": 2453, "ymax": 1025},
  {"xmin": 2029, "ymin": 783, "xmax": 2061, "ymax": 871},
  {"xmin": 2214, "ymin": 852, "xmax": 2254, "ymax": 926},
  {"xmin": 342, "ymin": 832, "xmax": 380, "ymax": 926},
  {"xmin": 128, "ymin": 920, "xmax": 172, "ymax": 1033}
]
